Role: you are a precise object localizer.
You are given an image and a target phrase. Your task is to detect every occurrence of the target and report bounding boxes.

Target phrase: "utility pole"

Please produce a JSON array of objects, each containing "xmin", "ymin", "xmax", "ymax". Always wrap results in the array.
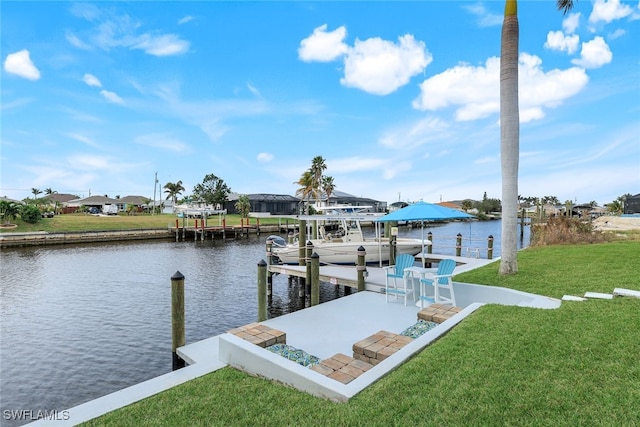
[{"xmin": 153, "ymin": 172, "xmax": 158, "ymax": 215}]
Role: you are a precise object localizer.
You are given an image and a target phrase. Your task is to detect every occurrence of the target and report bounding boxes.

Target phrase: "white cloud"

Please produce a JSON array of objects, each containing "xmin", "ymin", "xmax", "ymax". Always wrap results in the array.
[
  {"xmin": 247, "ymin": 83, "xmax": 261, "ymax": 98},
  {"xmin": 298, "ymin": 24, "xmax": 349, "ymax": 62},
  {"xmin": 100, "ymin": 90, "xmax": 124, "ymax": 104},
  {"xmin": 135, "ymin": 133, "xmax": 189, "ymax": 153},
  {"xmin": 563, "ymin": 12, "xmax": 581, "ymax": 34},
  {"xmin": 341, "ymin": 34, "xmax": 432, "ymax": 96},
  {"xmin": 608, "ymin": 28, "xmax": 626, "ymax": 40},
  {"xmin": 68, "ymin": 4, "xmax": 190, "ymax": 57},
  {"xmin": 133, "ymin": 34, "xmax": 190, "ymax": 56},
  {"xmin": 66, "ymin": 32, "xmax": 92, "ymax": 50},
  {"xmin": 572, "ymin": 36, "xmax": 612, "ymax": 68},
  {"xmin": 3, "ymin": 50, "xmax": 41, "ymax": 80},
  {"xmin": 413, "ymin": 53, "xmax": 589, "ymax": 123},
  {"xmin": 589, "ymin": 0, "xmax": 634, "ymax": 25},
  {"xmin": 544, "ymin": 31, "xmax": 580, "ymax": 54},
  {"xmin": 463, "ymin": 3, "xmax": 503, "ymax": 27},
  {"xmin": 83, "ymin": 73, "xmax": 102, "ymax": 87},
  {"xmin": 379, "ymin": 117, "xmax": 450, "ymax": 149},
  {"xmin": 413, "ymin": 57, "xmax": 498, "ymax": 120},
  {"xmin": 178, "ymin": 15, "xmax": 194, "ymax": 25},
  {"xmin": 474, "ymin": 156, "xmax": 496, "ymax": 165},
  {"xmin": 67, "ymin": 133, "xmax": 99, "ymax": 147},
  {"xmin": 257, "ymin": 152, "xmax": 273, "ymax": 162},
  {"xmin": 67, "ymin": 154, "xmax": 112, "ymax": 170},
  {"xmin": 519, "ymin": 53, "xmax": 589, "ymax": 121}
]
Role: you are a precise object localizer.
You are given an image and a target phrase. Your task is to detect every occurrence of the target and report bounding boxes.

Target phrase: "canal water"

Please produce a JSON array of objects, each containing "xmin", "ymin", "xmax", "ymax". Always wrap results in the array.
[{"xmin": 0, "ymin": 220, "xmax": 529, "ymax": 426}]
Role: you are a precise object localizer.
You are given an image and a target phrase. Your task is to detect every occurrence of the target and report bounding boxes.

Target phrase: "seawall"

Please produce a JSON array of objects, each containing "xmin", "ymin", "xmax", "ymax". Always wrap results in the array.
[
  {"xmin": 0, "ymin": 229, "xmax": 173, "ymax": 248},
  {"xmin": 0, "ymin": 225, "xmax": 284, "ymax": 248}
]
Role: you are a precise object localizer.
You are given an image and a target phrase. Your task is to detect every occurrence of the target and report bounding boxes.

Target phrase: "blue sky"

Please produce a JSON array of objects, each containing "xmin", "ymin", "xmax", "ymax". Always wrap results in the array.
[{"xmin": 2, "ymin": 1, "xmax": 639, "ymax": 206}]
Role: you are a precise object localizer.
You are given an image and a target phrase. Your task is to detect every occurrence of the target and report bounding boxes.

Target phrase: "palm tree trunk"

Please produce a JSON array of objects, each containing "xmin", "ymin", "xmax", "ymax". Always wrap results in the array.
[{"xmin": 499, "ymin": 0, "xmax": 519, "ymax": 275}]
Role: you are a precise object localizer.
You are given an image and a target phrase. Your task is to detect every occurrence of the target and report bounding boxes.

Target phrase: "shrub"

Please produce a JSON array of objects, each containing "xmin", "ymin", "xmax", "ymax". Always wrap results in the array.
[
  {"xmin": 531, "ymin": 216, "xmax": 608, "ymax": 246},
  {"xmin": 20, "ymin": 204, "xmax": 42, "ymax": 224}
]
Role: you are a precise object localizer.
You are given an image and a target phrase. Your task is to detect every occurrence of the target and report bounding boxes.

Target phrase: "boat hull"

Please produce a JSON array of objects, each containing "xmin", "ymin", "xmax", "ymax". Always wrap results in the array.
[{"xmin": 272, "ymin": 239, "xmax": 424, "ymax": 265}]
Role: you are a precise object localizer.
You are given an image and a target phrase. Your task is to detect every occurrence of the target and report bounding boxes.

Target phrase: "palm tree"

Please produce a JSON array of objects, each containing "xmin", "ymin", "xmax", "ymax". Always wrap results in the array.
[
  {"xmin": 294, "ymin": 170, "xmax": 314, "ymax": 213},
  {"xmin": 607, "ymin": 199, "xmax": 623, "ymax": 215},
  {"xmin": 0, "ymin": 200, "xmax": 20, "ymax": 225},
  {"xmin": 499, "ymin": 0, "xmax": 575, "ymax": 275},
  {"xmin": 31, "ymin": 188, "xmax": 42, "ymax": 200},
  {"xmin": 310, "ymin": 156, "xmax": 327, "ymax": 204},
  {"xmin": 44, "ymin": 188, "xmax": 56, "ymax": 195},
  {"xmin": 164, "ymin": 181, "xmax": 185, "ymax": 212},
  {"xmin": 322, "ymin": 176, "xmax": 335, "ymax": 206},
  {"xmin": 234, "ymin": 195, "xmax": 251, "ymax": 218}
]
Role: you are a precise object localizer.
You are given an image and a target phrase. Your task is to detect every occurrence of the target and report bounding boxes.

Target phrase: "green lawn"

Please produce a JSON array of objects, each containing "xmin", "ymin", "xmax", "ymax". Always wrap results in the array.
[
  {"xmin": 0, "ymin": 213, "xmax": 282, "ymax": 233},
  {"xmin": 83, "ymin": 240, "xmax": 640, "ymax": 426}
]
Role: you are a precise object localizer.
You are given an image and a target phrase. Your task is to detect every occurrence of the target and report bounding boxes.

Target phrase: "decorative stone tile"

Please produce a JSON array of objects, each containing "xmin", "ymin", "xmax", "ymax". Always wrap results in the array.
[
  {"xmin": 352, "ymin": 330, "xmax": 415, "ymax": 365},
  {"xmin": 328, "ymin": 370, "xmax": 353, "ymax": 384},
  {"xmin": 312, "ymin": 353, "xmax": 374, "ymax": 384},
  {"xmin": 228, "ymin": 323, "xmax": 286, "ymax": 348},
  {"xmin": 265, "ymin": 343, "xmax": 320, "ymax": 367},
  {"xmin": 400, "ymin": 319, "xmax": 438, "ymax": 338},
  {"xmin": 417, "ymin": 304, "xmax": 462, "ymax": 323},
  {"xmin": 310, "ymin": 363, "xmax": 334, "ymax": 376}
]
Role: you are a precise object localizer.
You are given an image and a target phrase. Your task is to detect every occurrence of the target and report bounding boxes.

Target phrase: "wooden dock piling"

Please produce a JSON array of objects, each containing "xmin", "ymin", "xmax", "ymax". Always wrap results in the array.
[
  {"xmin": 266, "ymin": 238, "xmax": 273, "ymax": 301},
  {"xmin": 171, "ymin": 271, "xmax": 185, "ymax": 370},
  {"xmin": 305, "ymin": 241, "xmax": 313, "ymax": 297},
  {"xmin": 311, "ymin": 252, "xmax": 320, "ymax": 306},
  {"xmin": 357, "ymin": 246, "xmax": 366, "ymax": 292},
  {"xmin": 257, "ymin": 260, "xmax": 267, "ymax": 322}
]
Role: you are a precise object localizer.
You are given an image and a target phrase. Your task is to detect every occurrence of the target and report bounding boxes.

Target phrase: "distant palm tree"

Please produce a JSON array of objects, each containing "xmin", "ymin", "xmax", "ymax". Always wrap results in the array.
[
  {"xmin": 310, "ymin": 156, "xmax": 327, "ymax": 203},
  {"xmin": 234, "ymin": 195, "xmax": 251, "ymax": 218},
  {"xmin": 44, "ymin": 188, "xmax": 56, "ymax": 195},
  {"xmin": 607, "ymin": 200, "xmax": 623, "ymax": 215},
  {"xmin": 0, "ymin": 200, "xmax": 20, "ymax": 225},
  {"xmin": 31, "ymin": 188, "xmax": 42, "ymax": 200},
  {"xmin": 164, "ymin": 181, "xmax": 185, "ymax": 212},
  {"xmin": 294, "ymin": 170, "xmax": 314, "ymax": 213},
  {"xmin": 499, "ymin": 0, "xmax": 576, "ymax": 275},
  {"xmin": 322, "ymin": 176, "xmax": 335, "ymax": 205}
]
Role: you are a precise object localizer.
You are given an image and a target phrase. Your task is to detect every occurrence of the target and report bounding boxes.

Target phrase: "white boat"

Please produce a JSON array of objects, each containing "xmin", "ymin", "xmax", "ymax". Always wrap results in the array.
[{"xmin": 266, "ymin": 209, "xmax": 426, "ymax": 265}]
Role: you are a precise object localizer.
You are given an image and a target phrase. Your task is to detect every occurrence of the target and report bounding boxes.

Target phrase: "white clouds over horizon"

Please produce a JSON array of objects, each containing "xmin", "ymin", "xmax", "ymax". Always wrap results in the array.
[{"xmin": 3, "ymin": 49, "xmax": 41, "ymax": 80}]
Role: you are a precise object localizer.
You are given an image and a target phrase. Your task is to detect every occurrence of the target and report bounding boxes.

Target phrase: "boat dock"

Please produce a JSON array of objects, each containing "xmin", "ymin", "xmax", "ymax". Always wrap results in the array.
[
  {"xmin": 268, "ymin": 254, "xmax": 496, "ymax": 291},
  {"xmin": 26, "ymin": 253, "xmax": 561, "ymax": 426}
]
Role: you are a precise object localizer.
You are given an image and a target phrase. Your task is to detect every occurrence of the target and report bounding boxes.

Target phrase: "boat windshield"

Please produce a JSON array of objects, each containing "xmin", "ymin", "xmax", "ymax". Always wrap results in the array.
[{"xmin": 267, "ymin": 235, "xmax": 287, "ymax": 248}]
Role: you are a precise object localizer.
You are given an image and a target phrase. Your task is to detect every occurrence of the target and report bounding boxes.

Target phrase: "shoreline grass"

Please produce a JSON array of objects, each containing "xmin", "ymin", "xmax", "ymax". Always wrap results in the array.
[
  {"xmin": 82, "ymin": 240, "xmax": 640, "ymax": 426},
  {"xmin": 0, "ymin": 213, "xmax": 283, "ymax": 233}
]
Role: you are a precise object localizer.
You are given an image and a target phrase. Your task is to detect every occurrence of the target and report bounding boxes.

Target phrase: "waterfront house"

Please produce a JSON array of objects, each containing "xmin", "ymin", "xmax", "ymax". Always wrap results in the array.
[
  {"xmin": 624, "ymin": 193, "xmax": 640, "ymax": 214},
  {"xmin": 226, "ymin": 193, "xmax": 300, "ymax": 215}
]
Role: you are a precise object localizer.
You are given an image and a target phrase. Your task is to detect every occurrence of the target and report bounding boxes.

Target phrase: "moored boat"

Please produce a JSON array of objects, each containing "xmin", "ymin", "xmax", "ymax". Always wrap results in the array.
[{"xmin": 266, "ymin": 211, "xmax": 426, "ymax": 265}]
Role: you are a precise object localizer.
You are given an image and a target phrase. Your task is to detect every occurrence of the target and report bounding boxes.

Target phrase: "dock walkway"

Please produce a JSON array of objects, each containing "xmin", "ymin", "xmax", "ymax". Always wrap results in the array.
[{"xmin": 268, "ymin": 255, "xmax": 496, "ymax": 290}]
